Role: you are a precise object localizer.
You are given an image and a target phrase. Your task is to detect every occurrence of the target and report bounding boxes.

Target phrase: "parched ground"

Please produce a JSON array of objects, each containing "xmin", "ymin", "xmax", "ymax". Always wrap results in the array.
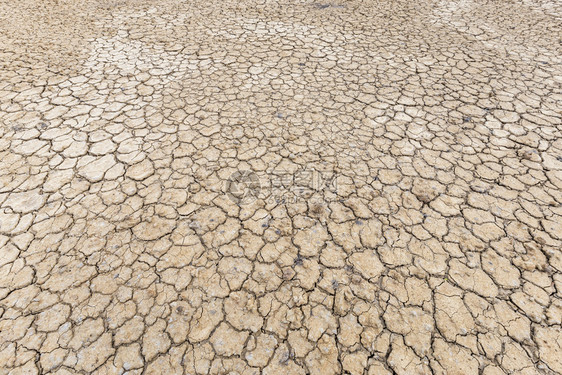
[{"xmin": 0, "ymin": 0, "xmax": 561, "ymax": 373}]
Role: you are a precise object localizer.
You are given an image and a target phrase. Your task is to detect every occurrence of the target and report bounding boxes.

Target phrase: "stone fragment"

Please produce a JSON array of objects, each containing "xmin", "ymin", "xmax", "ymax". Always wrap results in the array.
[
  {"xmin": 3, "ymin": 189, "xmax": 46, "ymax": 213},
  {"xmin": 75, "ymin": 333, "xmax": 114, "ymax": 372},
  {"xmin": 349, "ymin": 250, "xmax": 385, "ymax": 280},
  {"xmin": 132, "ymin": 217, "xmax": 175, "ymax": 241},
  {"xmin": 210, "ymin": 322, "xmax": 249, "ymax": 356},
  {"xmin": 77, "ymin": 155, "xmax": 116, "ymax": 182},
  {"xmin": 126, "ymin": 158, "xmax": 155, "ymax": 181}
]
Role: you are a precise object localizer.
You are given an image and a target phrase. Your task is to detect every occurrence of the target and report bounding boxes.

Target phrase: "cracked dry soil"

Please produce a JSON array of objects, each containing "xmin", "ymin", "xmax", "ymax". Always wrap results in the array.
[{"xmin": 1, "ymin": 0, "xmax": 562, "ymax": 374}]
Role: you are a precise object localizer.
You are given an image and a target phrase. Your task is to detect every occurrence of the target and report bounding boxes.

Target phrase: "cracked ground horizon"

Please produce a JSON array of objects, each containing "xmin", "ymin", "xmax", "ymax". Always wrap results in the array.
[{"xmin": 0, "ymin": 0, "xmax": 561, "ymax": 373}]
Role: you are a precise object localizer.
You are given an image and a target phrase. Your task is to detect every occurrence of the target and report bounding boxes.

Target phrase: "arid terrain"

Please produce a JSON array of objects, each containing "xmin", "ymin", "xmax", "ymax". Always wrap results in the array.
[{"xmin": 0, "ymin": 0, "xmax": 561, "ymax": 373}]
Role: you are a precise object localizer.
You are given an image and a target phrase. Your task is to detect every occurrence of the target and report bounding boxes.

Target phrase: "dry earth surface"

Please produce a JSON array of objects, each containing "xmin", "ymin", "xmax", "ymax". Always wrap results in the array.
[{"xmin": 1, "ymin": 0, "xmax": 562, "ymax": 374}]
